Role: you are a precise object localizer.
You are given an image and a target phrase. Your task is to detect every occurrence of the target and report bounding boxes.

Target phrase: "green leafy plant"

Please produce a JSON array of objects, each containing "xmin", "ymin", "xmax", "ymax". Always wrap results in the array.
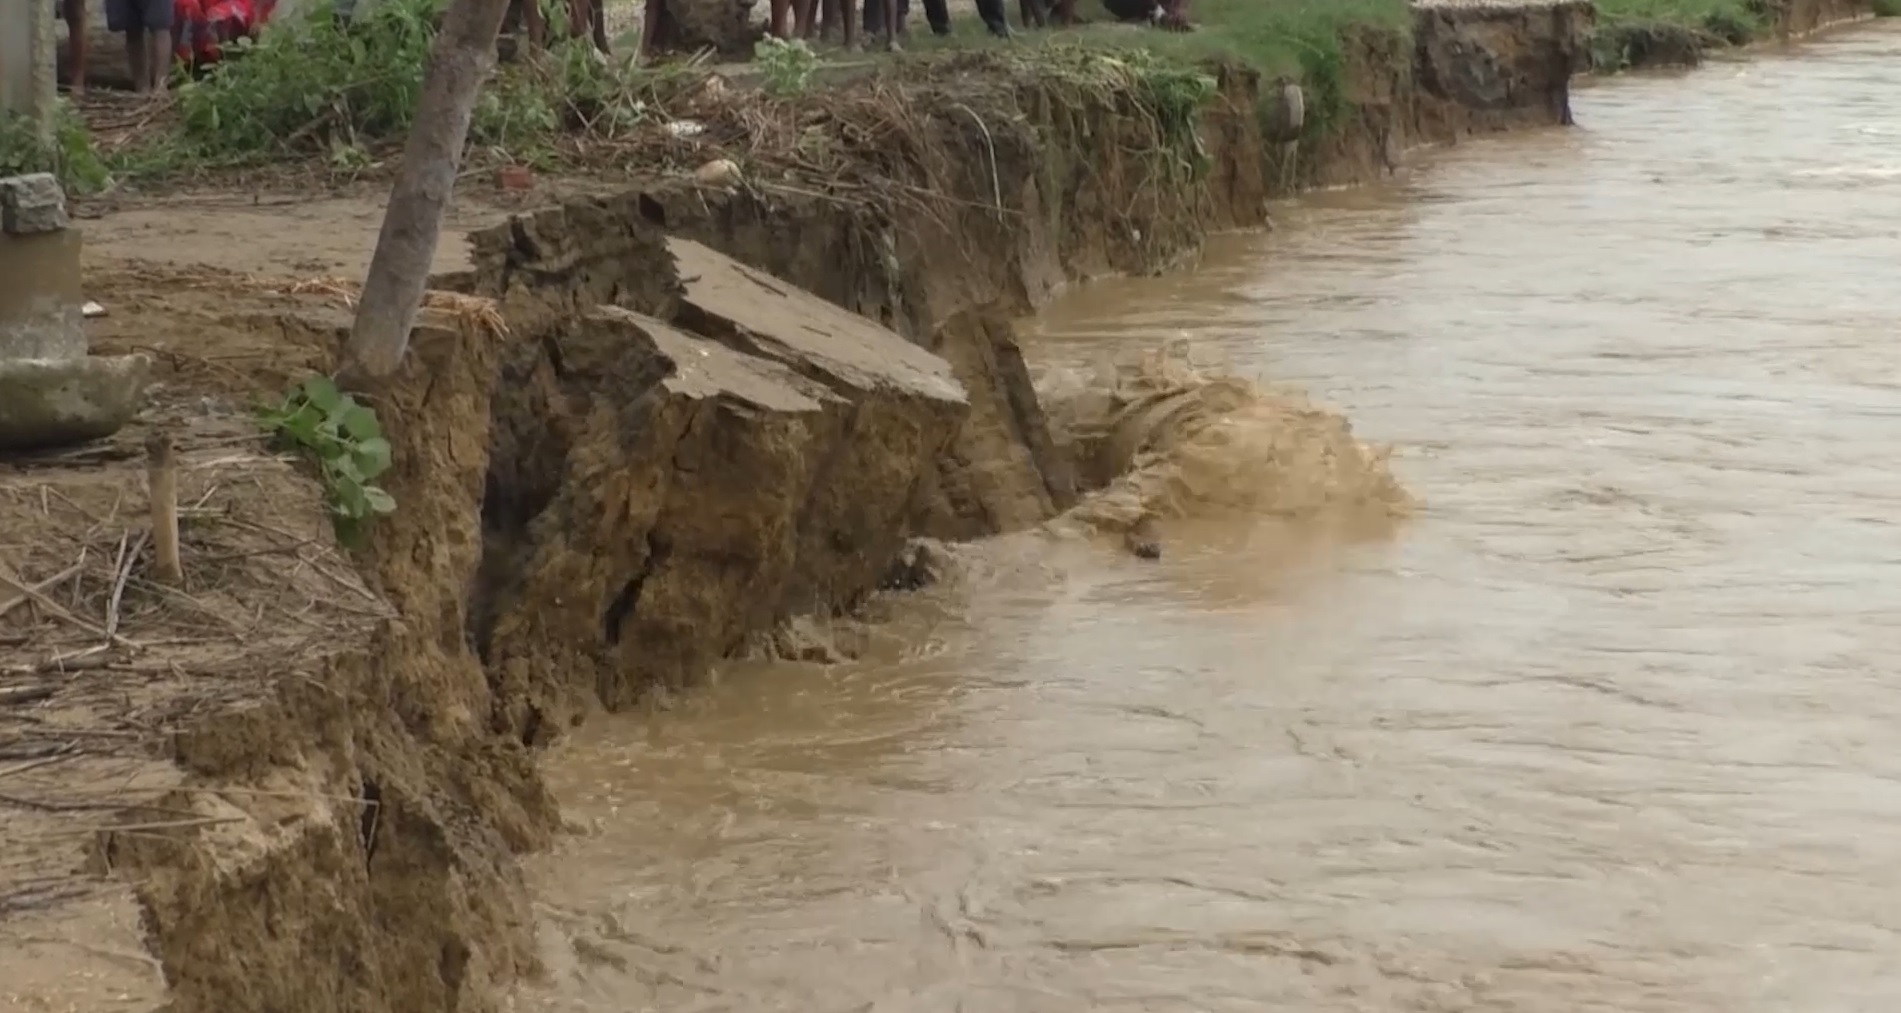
[
  {"xmin": 177, "ymin": 0, "xmax": 444, "ymax": 157},
  {"xmin": 261, "ymin": 375, "xmax": 396, "ymax": 546},
  {"xmin": 0, "ymin": 103, "xmax": 111, "ymax": 194},
  {"xmin": 156, "ymin": 0, "xmax": 664, "ymax": 174},
  {"xmin": 755, "ymin": 36, "xmax": 821, "ymax": 96},
  {"xmin": 1874, "ymin": 0, "xmax": 1901, "ymax": 17}
]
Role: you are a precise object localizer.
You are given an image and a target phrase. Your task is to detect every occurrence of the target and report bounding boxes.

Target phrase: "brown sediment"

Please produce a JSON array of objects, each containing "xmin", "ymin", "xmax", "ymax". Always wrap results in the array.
[
  {"xmin": 1037, "ymin": 342, "xmax": 1413, "ymax": 549},
  {"xmin": 3, "ymin": 2, "xmax": 1874, "ymax": 1011}
]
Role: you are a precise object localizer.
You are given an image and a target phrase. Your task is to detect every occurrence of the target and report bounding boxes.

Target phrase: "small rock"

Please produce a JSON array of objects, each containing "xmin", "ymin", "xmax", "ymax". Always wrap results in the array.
[
  {"xmin": 82, "ymin": 301, "xmax": 106, "ymax": 319},
  {"xmin": 0, "ymin": 173, "xmax": 70, "ymax": 235},
  {"xmin": 693, "ymin": 158, "xmax": 741, "ymax": 187},
  {"xmin": 1123, "ymin": 516, "xmax": 1162, "ymax": 561}
]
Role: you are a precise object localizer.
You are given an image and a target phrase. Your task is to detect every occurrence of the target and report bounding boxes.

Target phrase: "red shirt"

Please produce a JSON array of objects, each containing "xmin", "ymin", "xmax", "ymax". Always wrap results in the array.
[{"xmin": 175, "ymin": 0, "xmax": 277, "ymax": 63}]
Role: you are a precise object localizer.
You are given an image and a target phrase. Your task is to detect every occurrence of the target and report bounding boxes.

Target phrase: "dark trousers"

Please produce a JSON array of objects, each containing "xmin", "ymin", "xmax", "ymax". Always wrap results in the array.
[
  {"xmin": 866, "ymin": 0, "xmax": 1008, "ymax": 36},
  {"xmin": 1101, "ymin": 0, "xmax": 1158, "ymax": 19}
]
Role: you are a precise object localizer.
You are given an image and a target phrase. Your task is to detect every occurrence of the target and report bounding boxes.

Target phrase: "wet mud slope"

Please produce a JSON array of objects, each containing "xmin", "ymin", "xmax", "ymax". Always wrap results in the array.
[{"xmin": 3, "ymin": 2, "xmax": 1872, "ymax": 1011}]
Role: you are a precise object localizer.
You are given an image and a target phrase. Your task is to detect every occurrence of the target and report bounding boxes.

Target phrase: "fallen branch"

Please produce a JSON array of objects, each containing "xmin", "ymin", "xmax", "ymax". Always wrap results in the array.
[
  {"xmin": 0, "ymin": 685, "xmax": 57, "ymax": 706},
  {"xmin": 0, "ymin": 566, "xmax": 126, "ymax": 647},
  {"xmin": 0, "ymin": 559, "xmax": 85, "ymax": 622},
  {"xmin": 105, "ymin": 530, "xmax": 150, "ymax": 641}
]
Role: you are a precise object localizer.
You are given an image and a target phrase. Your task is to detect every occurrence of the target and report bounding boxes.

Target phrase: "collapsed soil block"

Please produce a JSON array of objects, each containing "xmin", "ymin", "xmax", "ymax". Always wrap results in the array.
[{"xmin": 471, "ymin": 237, "xmax": 967, "ymax": 739}]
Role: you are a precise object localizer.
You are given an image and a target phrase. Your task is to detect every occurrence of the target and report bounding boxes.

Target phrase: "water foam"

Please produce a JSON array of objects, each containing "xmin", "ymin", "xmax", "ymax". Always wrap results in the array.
[{"xmin": 1035, "ymin": 340, "xmax": 1414, "ymax": 537}]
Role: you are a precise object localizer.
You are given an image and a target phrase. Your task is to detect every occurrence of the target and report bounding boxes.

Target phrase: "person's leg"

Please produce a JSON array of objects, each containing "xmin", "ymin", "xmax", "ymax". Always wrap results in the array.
[
  {"xmin": 921, "ymin": 0, "xmax": 950, "ymax": 35},
  {"xmin": 126, "ymin": 29, "xmax": 149, "ymax": 92},
  {"xmin": 974, "ymin": 0, "xmax": 1008, "ymax": 36},
  {"xmin": 638, "ymin": 0, "xmax": 663, "ymax": 62},
  {"xmin": 142, "ymin": 0, "xmax": 175, "ymax": 93},
  {"xmin": 517, "ymin": 0, "xmax": 548, "ymax": 50},
  {"xmin": 63, "ymin": 0, "xmax": 89, "ymax": 97},
  {"xmin": 877, "ymin": 0, "xmax": 898, "ymax": 49},
  {"xmin": 588, "ymin": 0, "xmax": 608, "ymax": 51},
  {"xmin": 104, "ymin": 0, "xmax": 147, "ymax": 92},
  {"xmin": 1100, "ymin": 0, "xmax": 1154, "ymax": 21}
]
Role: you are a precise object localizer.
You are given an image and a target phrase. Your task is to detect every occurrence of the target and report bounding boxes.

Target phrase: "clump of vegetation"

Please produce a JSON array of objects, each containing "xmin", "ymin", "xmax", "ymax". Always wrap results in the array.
[
  {"xmin": 177, "ymin": 0, "xmax": 438, "ymax": 159},
  {"xmin": 1588, "ymin": 0, "xmax": 1775, "ymax": 70},
  {"xmin": 167, "ymin": 0, "xmax": 665, "ymax": 170},
  {"xmin": 261, "ymin": 376, "xmax": 396, "ymax": 547},
  {"xmin": 112, "ymin": 0, "xmax": 1407, "ymax": 186},
  {"xmin": 0, "ymin": 103, "xmax": 111, "ymax": 194},
  {"xmin": 1873, "ymin": 0, "xmax": 1901, "ymax": 17},
  {"xmin": 1066, "ymin": 48, "xmax": 1218, "ymax": 176},
  {"xmin": 755, "ymin": 36, "xmax": 822, "ymax": 96},
  {"xmin": 908, "ymin": 0, "xmax": 1406, "ymax": 139}
]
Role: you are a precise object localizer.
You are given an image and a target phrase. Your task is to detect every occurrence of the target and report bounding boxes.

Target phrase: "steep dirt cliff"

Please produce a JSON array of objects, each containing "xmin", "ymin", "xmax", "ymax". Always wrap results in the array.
[
  {"xmin": 10, "ymin": 4, "xmax": 1872, "ymax": 1012},
  {"xmin": 6, "ymin": 216, "xmax": 967, "ymax": 1013},
  {"xmin": 626, "ymin": 3, "xmax": 1591, "ymax": 531}
]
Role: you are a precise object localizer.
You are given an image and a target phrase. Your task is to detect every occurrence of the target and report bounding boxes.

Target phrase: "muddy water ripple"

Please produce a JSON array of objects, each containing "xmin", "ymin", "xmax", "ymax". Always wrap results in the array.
[{"xmin": 518, "ymin": 24, "xmax": 1901, "ymax": 1012}]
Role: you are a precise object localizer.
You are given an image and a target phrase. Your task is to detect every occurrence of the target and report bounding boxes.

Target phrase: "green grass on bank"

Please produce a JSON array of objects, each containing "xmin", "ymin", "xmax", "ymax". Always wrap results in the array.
[
  {"xmin": 900, "ymin": 0, "xmax": 1408, "ymax": 136},
  {"xmin": 27, "ymin": 0, "xmax": 1410, "ymax": 192},
  {"xmin": 1595, "ymin": 0, "xmax": 1769, "ymax": 37},
  {"xmin": 1586, "ymin": 0, "xmax": 1887, "ymax": 70},
  {"xmin": 906, "ymin": 0, "xmax": 1408, "ymax": 78},
  {"xmin": 0, "ymin": 104, "xmax": 111, "ymax": 191}
]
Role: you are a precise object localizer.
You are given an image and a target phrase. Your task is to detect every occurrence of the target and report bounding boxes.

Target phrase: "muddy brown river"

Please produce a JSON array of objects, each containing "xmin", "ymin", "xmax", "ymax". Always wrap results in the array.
[{"xmin": 518, "ymin": 24, "xmax": 1901, "ymax": 1013}]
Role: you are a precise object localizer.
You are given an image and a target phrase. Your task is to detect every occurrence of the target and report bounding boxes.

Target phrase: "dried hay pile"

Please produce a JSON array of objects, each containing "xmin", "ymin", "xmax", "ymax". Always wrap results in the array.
[{"xmin": 0, "ymin": 415, "xmax": 391, "ymax": 918}]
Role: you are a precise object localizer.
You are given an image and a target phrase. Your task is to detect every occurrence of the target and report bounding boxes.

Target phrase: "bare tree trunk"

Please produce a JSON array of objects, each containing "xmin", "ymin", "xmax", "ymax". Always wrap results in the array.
[{"xmin": 342, "ymin": 0, "xmax": 512, "ymax": 379}]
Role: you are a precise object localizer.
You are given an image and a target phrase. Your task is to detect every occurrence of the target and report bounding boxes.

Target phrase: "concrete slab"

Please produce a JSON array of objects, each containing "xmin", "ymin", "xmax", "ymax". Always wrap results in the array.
[
  {"xmin": 0, "ymin": 355, "xmax": 151, "ymax": 452},
  {"xmin": 0, "ymin": 228, "xmax": 86, "ymax": 361}
]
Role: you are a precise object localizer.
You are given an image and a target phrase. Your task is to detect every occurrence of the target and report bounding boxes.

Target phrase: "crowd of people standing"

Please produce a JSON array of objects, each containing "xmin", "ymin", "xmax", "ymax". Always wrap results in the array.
[
  {"xmin": 54, "ymin": 0, "xmax": 1190, "ymax": 97},
  {"xmin": 56, "ymin": 0, "xmax": 276, "ymax": 95}
]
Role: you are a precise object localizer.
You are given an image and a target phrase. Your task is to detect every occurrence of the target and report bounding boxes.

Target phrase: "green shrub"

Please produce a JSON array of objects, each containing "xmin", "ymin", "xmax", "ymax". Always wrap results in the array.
[
  {"xmin": 261, "ymin": 375, "xmax": 397, "ymax": 547},
  {"xmin": 0, "ymin": 103, "xmax": 111, "ymax": 194}
]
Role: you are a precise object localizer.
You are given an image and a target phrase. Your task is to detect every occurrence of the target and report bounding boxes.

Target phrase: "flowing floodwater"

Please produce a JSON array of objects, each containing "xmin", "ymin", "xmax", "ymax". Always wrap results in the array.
[{"xmin": 519, "ymin": 24, "xmax": 1901, "ymax": 1012}]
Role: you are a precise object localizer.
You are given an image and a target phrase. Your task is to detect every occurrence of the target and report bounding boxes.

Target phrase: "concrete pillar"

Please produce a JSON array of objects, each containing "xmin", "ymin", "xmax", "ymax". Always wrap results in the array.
[
  {"xmin": 0, "ymin": 174, "xmax": 151, "ymax": 452},
  {"xmin": 0, "ymin": 0, "xmax": 59, "ymax": 140}
]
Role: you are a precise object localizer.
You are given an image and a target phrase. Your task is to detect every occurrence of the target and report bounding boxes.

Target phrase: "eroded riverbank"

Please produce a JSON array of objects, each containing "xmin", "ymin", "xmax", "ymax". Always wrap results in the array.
[
  {"xmin": 521, "ymin": 20, "xmax": 1901, "ymax": 1011},
  {"xmin": 0, "ymin": 4, "xmax": 1883, "ymax": 1013}
]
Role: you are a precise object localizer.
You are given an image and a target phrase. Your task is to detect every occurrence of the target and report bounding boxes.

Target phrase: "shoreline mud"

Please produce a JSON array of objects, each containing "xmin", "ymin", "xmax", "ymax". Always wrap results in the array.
[{"xmin": 0, "ymin": 2, "xmax": 1875, "ymax": 1011}]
